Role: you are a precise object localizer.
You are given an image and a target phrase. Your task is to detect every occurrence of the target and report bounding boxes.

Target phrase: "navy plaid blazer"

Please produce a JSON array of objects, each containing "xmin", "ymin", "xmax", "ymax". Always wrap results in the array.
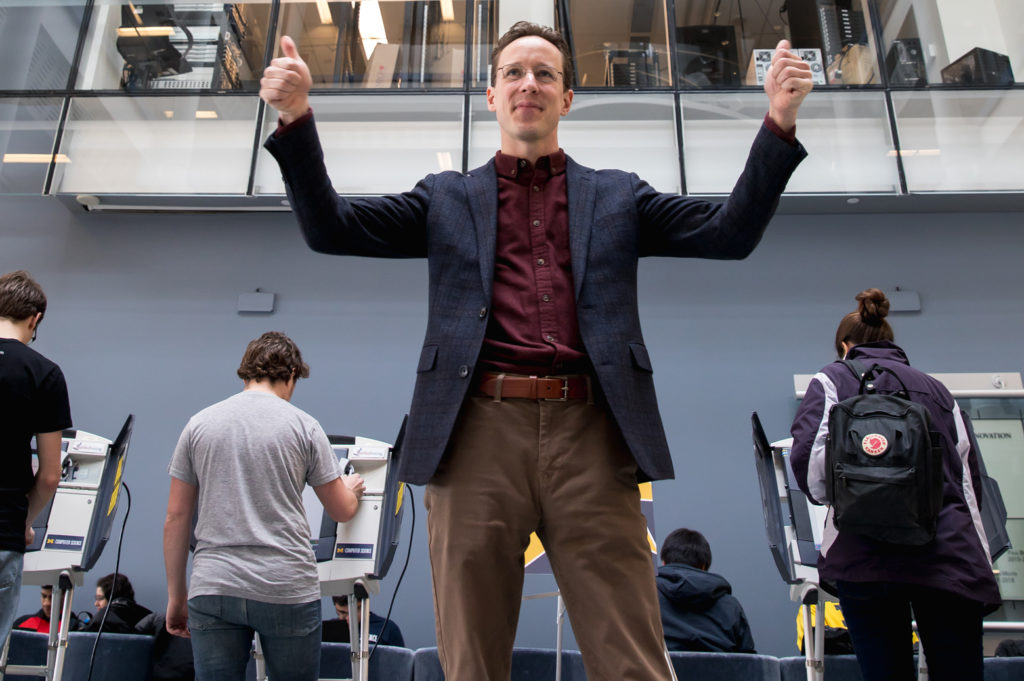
[{"xmin": 265, "ymin": 117, "xmax": 806, "ymax": 485}]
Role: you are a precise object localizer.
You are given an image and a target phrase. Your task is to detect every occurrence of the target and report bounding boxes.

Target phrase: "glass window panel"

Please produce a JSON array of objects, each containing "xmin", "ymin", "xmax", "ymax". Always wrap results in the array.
[
  {"xmin": 563, "ymin": 0, "xmax": 671, "ymax": 88},
  {"xmin": 468, "ymin": 0, "xmax": 496, "ymax": 88},
  {"xmin": 76, "ymin": 2, "xmax": 272, "ymax": 91},
  {"xmin": 468, "ymin": 92, "xmax": 679, "ymax": 192},
  {"xmin": 892, "ymin": 89, "xmax": 1024, "ymax": 192},
  {"xmin": 275, "ymin": 0, "xmax": 469, "ymax": 90},
  {"xmin": 0, "ymin": 2, "xmax": 86, "ymax": 90},
  {"xmin": 254, "ymin": 93, "xmax": 464, "ymax": 195},
  {"xmin": 875, "ymin": 0, "xmax": 1021, "ymax": 86},
  {"xmin": 674, "ymin": 0, "xmax": 880, "ymax": 89},
  {"xmin": 0, "ymin": 98, "xmax": 64, "ymax": 195},
  {"xmin": 681, "ymin": 91, "xmax": 898, "ymax": 194},
  {"xmin": 51, "ymin": 96, "xmax": 260, "ymax": 195}
]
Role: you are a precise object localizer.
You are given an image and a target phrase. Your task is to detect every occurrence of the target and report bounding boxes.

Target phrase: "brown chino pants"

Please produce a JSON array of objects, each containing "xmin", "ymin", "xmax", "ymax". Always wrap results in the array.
[{"xmin": 424, "ymin": 394, "xmax": 673, "ymax": 681}]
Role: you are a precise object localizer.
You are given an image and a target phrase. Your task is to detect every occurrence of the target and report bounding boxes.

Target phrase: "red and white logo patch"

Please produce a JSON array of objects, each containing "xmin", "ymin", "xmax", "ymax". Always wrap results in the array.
[{"xmin": 861, "ymin": 434, "xmax": 889, "ymax": 456}]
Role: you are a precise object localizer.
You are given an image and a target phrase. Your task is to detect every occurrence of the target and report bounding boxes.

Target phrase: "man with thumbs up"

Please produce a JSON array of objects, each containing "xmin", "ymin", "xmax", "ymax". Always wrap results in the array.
[{"xmin": 261, "ymin": 21, "xmax": 812, "ymax": 681}]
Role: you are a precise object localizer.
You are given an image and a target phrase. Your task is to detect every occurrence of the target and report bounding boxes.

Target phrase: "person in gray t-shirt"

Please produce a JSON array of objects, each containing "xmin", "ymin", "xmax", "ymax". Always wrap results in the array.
[{"xmin": 163, "ymin": 331, "xmax": 364, "ymax": 681}]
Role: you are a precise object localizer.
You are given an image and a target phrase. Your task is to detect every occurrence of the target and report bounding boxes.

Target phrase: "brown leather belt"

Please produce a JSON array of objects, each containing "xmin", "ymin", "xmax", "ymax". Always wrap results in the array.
[{"xmin": 474, "ymin": 373, "xmax": 590, "ymax": 401}]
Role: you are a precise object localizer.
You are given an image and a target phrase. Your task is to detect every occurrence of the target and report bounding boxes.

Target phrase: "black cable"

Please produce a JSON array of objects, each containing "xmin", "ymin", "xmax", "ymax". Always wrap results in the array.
[
  {"xmin": 367, "ymin": 485, "xmax": 415, "ymax": 663},
  {"xmin": 85, "ymin": 482, "xmax": 131, "ymax": 681}
]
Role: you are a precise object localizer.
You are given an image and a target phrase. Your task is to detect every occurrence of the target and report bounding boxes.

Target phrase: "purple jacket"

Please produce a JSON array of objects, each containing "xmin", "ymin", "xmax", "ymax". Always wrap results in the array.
[{"xmin": 790, "ymin": 341, "xmax": 1001, "ymax": 606}]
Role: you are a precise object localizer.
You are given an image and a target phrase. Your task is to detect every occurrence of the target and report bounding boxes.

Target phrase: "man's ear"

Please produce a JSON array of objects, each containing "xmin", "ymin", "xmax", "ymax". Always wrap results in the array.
[
  {"xmin": 486, "ymin": 86, "xmax": 496, "ymax": 112},
  {"xmin": 560, "ymin": 88, "xmax": 573, "ymax": 116}
]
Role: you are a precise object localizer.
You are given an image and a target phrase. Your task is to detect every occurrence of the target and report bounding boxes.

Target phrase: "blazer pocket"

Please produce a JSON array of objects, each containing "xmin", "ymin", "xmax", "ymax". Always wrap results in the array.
[
  {"xmin": 417, "ymin": 344, "xmax": 439, "ymax": 373},
  {"xmin": 628, "ymin": 342, "xmax": 653, "ymax": 373}
]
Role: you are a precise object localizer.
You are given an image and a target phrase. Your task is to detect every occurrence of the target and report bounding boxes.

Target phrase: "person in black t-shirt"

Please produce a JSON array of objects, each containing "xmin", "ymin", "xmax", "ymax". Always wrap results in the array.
[{"xmin": 0, "ymin": 270, "xmax": 71, "ymax": 647}]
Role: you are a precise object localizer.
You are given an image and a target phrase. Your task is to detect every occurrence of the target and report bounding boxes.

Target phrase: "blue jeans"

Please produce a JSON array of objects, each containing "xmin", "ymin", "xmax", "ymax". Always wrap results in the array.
[
  {"xmin": 188, "ymin": 595, "xmax": 322, "ymax": 681},
  {"xmin": 0, "ymin": 550, "xmax": 23, "ymax": 649},
  {"xmin": 836, "ymin": 580, "xmax": 985, "ymax": 681}
]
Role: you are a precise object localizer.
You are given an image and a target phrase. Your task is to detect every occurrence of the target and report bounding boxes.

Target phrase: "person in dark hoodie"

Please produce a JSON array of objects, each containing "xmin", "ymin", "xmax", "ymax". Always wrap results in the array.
[
  {"xmin": 656, "ymin": 528, "xmax": 755, "ymax": 653},
  {"xmin": 82, "ymin": 572, "xmax": 151, "ymax": 633}
]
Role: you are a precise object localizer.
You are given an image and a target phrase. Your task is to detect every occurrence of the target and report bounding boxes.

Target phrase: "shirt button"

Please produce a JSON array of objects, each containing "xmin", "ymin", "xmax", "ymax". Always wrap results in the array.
[
  {"xmin": 519, "ymin": 160, "xmax": 527, "ymax": 168},
  {"xmin": 545, "ymin": 335, "xmax": 555, "ymax": 342},
  {"xmin": 533, "ymin": 185, "xmax": 540, "ymax": 192},
  {"xmin": 542, "ymin": 294, "xmax": 551, "ymax": 302},
  {"xmin": 532, "ymin": 219, "xmax": 540, "ymax": 227},
  {"xmin": 537, "ymin": 258, "xmax": 545, "ymax": 266},
  {"xmin": 479, "ymin": 307, "xmax": 488, "ymax": 319},
  {"xmin": 458, "ymin": 365, "xmax": 469, "ymax": 378}
]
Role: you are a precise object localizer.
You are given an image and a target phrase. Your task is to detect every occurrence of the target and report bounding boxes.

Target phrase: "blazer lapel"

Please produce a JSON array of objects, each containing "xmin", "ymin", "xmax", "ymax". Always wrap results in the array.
[
  {"xmin": 465, "ymin": 160, "xmax": 498, "ymax": 304},
  {"xmin": 566, "ymin": 157, "xmax": 595, "ymax": 300}
]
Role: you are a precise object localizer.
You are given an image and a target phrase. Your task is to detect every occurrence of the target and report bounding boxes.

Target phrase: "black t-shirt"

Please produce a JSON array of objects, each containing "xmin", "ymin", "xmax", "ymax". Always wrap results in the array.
[{"xmin": 0, "ymin": 338, "xmax": 72, "ymax": 552}]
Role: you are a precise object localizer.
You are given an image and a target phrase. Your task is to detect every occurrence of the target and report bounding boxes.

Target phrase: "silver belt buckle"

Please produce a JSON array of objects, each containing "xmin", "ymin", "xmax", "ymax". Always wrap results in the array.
[{"xmin": 544, "ymin": 375, "xmax": 570, "ymax": 401}]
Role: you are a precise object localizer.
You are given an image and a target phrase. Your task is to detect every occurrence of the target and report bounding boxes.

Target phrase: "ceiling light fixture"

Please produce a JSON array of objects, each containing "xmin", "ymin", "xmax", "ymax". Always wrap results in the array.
[{"xmin": 3, "ymin": 153, "xmax": 71, "ymax": 164}]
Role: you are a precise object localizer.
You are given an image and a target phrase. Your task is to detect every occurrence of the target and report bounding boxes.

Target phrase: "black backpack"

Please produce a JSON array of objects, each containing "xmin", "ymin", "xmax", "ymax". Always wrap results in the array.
[{"xmin": 825, "ymin": 360, "xmax": 944, "ymax": 545}]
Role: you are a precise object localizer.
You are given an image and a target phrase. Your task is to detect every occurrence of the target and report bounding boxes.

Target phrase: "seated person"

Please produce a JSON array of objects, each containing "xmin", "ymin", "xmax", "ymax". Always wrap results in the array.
[
  {"xmin": 322, "ymin": 595, "xmax": 404, "ymax": 647},
  {"xmin": 135, "ymin": 611, "xmax": 196, "ymax": 681},
  {"xmin": 996, "ymin": 639, "xmax": 1024, "ymax": 657},
  {"xmin": 81, "ymin": 572, "xmax": 151, "ymax": 633},
  {"xmin": 14, "ymin": 585, "xmax": 79, "ymax": 633},
  {"xmin": 656, "ymin": 528, "xmax": 755, "ymax": 653}
]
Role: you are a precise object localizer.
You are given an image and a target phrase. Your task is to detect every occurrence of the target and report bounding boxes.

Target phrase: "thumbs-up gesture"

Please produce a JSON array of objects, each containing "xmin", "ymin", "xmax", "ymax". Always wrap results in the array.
[
  {"xmin": 764, "ymin": 39, "xmax": 814, "ymax": 132},
  {"xmin": 260, "ymin": 36, "xmax": 313, "ymax": 124}
]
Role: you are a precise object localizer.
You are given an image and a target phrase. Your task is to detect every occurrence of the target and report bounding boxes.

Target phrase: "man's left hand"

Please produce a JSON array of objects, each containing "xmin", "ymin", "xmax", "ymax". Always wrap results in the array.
[
  {"xmin": 765, "ymin": 39, "xmax": 814, "ymax": 132},
  {"xmin": 25, "ymin": 525, "xmax": 34, "ymax": 546}
]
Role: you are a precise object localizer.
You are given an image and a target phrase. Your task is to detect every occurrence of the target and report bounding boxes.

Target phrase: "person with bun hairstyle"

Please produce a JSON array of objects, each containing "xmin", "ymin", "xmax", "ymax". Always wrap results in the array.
[{"xmin": 789, "ymin": 288, "xmax": 1000, "ymax": 681}]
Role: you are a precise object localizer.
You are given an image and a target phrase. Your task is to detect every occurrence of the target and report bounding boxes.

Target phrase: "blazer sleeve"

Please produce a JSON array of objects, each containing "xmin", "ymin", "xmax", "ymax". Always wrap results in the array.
[
  {"xmin": 264, "ymin": 114, "xmax": 432, "ymax": 259},
  {"xmin": 634, "ymin": 123, "xmax": 807, "ymax": 259}
]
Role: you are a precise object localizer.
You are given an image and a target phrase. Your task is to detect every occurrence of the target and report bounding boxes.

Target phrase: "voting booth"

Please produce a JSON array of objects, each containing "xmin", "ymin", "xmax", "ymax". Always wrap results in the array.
[{"xmin": 0, "ymin": 415, "xmax": 134, "ymax": 681}]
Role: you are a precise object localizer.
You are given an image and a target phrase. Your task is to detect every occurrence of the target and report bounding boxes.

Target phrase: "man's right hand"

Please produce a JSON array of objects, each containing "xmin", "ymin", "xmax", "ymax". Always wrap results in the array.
[
  {"xmin": 259, "ymin": 35, "xmax": 313, "ymax": 125},
  {"xmin": 166, "ymin": 597, "xmax": 190, "ymax": 638},
  {"xmin": 343, "ymin": 473, "xmax": 366, "ymax": 500}
]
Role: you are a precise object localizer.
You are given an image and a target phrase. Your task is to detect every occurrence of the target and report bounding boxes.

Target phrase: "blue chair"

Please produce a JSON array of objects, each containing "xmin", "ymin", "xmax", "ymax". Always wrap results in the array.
[
  {"xmin": 780, "ymin": 654, "xmax": 862, "ymax": 681},
  {"xmin": 413, "ymin": 647, "xmax": 587, "ymax": 681},
  {"xmin": 319, "ymin": 642, "xmax": 414, "ymax": 680},
  {"xmin": 668, "ymin": 651, "xmax": 781, "ymax": 681},
  {"xmin": 10, "ymin": 631, "xmax": 154, "ymax": 681},
  {"xmin": 985, "ymin": 656, "xmax": 1024, "ymax": 681},
  {"xmin": 2, "ymin": 630, "xmax": 48, "ymax": 681},
  {"xmin": 3, "ymin": 630, "xmax": 153, "ymax": 681}
]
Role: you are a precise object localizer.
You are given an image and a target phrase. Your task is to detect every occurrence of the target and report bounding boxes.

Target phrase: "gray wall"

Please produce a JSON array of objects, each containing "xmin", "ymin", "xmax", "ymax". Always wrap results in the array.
[{"xmin": 4, "ymin": 195, "xmax": 1022, "ymax": 657}]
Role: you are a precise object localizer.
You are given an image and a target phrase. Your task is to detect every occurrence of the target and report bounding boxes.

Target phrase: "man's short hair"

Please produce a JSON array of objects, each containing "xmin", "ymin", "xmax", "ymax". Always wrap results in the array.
[
  {"xmin": 661, "ymin": 528, "xmax": 712, "ymax": 570},
  {"xmin": 331, "ymin": 595, "xmax": 347, "ymax": 606},
  {"xmin": 236, "ymin": 331, "xmax": 310, "ymax": 383},
  {"xmin": 0, "ymin": 270, "xmax": 47, "ymax": 322},
  {"xmin": 491, "ymin": 21, "xmax": 575, "ymax": 90},
  {"xmin": 97, "ymin": 572, "xmax": 135, "ymax": 602}
]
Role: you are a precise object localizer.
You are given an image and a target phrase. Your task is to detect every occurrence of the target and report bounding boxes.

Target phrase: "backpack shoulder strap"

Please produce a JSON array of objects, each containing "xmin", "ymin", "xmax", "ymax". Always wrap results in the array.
[{"xmin": 841, "ymin": 359, "xmax": 867, "ymax": 379}]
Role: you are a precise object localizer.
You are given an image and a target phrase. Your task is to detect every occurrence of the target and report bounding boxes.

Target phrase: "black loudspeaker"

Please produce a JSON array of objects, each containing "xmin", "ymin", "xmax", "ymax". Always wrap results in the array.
[
  {"xmin": 886, "ymin": 38, "xmax": 927, "ymax": 87},
  {"xmin": 941, "ymin": 47, "xmax": 1015, "ymax": 85},
  {"xmin": 677, "ymin": 25, "xmax": 740, "ymax": 88}
]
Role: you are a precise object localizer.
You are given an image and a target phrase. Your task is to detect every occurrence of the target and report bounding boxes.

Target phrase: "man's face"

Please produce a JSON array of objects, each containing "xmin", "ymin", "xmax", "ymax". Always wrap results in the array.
[
  {"xmin": 486, "ymin": 36, "xmax": 573, "ymax": 152},
  {"xmin": 40, "ymin": 588, "xmax": 52, "ymax": 619},
  {"xmin": 334, "ymin": 601, "xmax": 349, "ymax": 621},
  {"xmin": 95, "ymin": 587, "xmax": 108, "ymax": 611}
]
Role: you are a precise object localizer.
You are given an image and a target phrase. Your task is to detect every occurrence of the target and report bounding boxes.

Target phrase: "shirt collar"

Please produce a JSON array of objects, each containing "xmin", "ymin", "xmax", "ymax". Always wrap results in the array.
[{"xmin": 494, "ymin": 149, "xmax": 567, "ymax": 179}]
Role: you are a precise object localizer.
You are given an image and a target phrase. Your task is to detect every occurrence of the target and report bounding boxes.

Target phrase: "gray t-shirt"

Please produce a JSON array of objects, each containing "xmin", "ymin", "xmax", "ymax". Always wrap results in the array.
[{"xmin": 168, "ymin": 390, "xmax": 340, "ymax": 604}]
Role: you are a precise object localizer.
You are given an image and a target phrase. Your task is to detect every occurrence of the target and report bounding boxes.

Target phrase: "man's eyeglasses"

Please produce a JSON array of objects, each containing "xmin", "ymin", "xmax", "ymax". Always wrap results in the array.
[{"xmin": 496, "ymin": 63, "xmax": 562, "ymax": 85}]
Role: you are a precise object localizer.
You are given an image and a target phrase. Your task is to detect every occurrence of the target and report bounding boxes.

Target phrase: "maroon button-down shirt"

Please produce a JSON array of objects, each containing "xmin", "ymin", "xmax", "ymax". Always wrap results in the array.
[{"xmin": 476, "ymin": 150, "xmax": 590, "ymax": 375}]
